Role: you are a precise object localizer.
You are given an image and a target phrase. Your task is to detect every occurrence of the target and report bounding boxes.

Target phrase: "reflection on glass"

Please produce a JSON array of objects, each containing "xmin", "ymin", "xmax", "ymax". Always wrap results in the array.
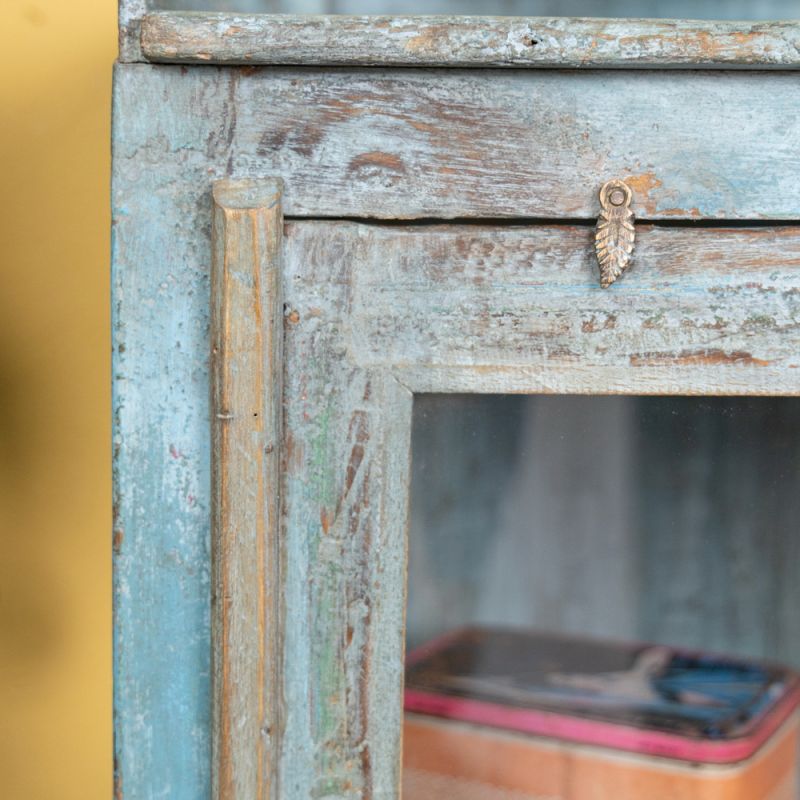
[
  {"xmin": 153, "ymin": 0, "xmax": 798, "ymax": 20},
  {"xmin": 405, "ymin": 396, "xmax": 800, "ymax": 800}
]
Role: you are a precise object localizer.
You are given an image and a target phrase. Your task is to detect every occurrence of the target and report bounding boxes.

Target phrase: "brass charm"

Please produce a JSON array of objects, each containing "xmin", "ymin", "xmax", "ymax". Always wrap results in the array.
[{"xmin": 595, "ymin": 179, "xmax": 635, "ymax": 288}]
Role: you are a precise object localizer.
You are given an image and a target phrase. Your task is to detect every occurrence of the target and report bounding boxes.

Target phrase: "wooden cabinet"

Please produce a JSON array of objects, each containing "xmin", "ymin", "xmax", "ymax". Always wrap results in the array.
[{"xmin": 112, "ymin": 3, "xmax": 800, "ymax": 797}]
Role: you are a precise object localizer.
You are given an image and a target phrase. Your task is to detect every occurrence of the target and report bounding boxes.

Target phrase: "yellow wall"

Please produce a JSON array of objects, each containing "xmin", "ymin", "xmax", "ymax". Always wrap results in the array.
[{"xmin": 0, "ymin": 1, "xmax": 114, "ymax": 797}]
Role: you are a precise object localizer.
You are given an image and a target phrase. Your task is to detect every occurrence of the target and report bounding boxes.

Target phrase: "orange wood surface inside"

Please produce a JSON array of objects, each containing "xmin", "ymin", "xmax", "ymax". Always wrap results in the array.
[{"xmin": 404, "ymin": 713, "xmax": 799, "ymax": 800}]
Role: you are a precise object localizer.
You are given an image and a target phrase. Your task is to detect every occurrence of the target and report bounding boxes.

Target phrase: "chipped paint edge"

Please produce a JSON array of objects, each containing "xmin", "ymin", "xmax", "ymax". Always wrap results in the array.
[{"xmin": 139, "ymin": 12, "xmax": 800, "ymax": 69}]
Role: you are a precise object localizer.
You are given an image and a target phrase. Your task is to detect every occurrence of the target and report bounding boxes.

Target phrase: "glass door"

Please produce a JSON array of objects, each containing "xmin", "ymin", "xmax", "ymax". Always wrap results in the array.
[{"xmin": 404, "ymin": 395, "xmax": 800, "ymax": 798}]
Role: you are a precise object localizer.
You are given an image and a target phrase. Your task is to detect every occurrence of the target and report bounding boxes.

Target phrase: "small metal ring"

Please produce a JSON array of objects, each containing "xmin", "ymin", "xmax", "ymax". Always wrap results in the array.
[{"xmin": 599, "ymin": 179, "xmax": 632, "ymax": 209}]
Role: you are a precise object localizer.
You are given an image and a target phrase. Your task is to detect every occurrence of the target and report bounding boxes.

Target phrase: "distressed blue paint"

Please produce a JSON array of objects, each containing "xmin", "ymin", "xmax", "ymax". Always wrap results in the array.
[
  {"xmin": 112, "ymin": 63, "xmax": 216, "ymax": 799},
  {"xmin": 111, "ymin": 64, "xmax": 800, "ymax": 223},
  {"xmin": 111, "ymin": 54, "xmax": 800, "ymax": 796}
]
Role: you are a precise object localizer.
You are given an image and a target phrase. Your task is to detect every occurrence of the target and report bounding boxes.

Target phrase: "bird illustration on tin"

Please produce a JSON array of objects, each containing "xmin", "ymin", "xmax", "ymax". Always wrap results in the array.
[{"xmin": 595, "ymin": 179, "xmax": 635, "ymax": 288}]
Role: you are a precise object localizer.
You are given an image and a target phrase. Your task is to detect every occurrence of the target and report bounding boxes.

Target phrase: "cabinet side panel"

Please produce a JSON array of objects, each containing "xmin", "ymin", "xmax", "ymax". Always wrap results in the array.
[{"xmin": 112, "ymin": 62, "xmax": 212, "ymax": 800}]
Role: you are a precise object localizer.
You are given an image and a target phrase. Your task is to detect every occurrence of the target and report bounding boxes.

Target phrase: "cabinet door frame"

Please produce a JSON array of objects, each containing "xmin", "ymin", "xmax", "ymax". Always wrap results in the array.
[{"xmin": 211, "ymin": 179, "xmax": 800, "ymax": 798}]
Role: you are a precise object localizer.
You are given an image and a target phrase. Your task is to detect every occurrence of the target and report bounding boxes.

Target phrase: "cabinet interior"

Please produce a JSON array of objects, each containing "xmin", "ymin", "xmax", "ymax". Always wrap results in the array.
[{"xmin": 408, "ymin": 395, "xmax": 800, "ymax": 667}]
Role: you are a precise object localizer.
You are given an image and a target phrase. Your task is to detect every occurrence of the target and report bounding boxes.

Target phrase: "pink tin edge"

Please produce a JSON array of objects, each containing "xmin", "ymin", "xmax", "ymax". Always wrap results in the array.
[{"xmin": 404, "ymin": 628, "xmax": 800, "ymax": 765}]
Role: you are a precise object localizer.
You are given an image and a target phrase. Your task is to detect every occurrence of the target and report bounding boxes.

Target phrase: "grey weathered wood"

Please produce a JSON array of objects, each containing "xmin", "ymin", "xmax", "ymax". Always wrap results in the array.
[
  {"xmin": 285, "ymin": 222, "xmax": 800, "ymax": 395},
  {"xmin": 472, "ymin": 397, "xmax": 641, "ymax": 641},
  {"xmin": 278, "ymin": 207, "xmax": 415, "ymax": 795},
  {"xmin": 113, "ymin": 36, "xmax": 800, "ymax": 799},
  {"xmin": 114, "ymin": 64, "xmax": 800, "ymax": 221},
  {"xmin": 156, "ymin": 0, "xmax": 298, "ymax": 9},
  {"xmin": 140, "ymin": 12, "xmax": 800, "ymax": 69},
  {"xmin": 211, "ymin": 178, "xmax": 283, "ymax": 800},
  {"xmin": 120, "ymin": 0, "xmax": 148, "ymax": 61},
  {"xmin": 277, "ymin": 218, "xmax": 800, "ymax": 792},
  {"xmin": 279, "ymin": 340, "xmax": 412, "ymax": 795}
]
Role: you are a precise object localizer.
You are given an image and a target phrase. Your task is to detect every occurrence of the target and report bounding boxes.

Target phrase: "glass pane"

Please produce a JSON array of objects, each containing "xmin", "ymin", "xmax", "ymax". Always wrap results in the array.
[
  {"xmin": 405, "ymin": 395, "xmax": 800, "ymax": 799},
  {"xmin": 153, "ymin": 0, "xmax": 799, "ymax": 20}
]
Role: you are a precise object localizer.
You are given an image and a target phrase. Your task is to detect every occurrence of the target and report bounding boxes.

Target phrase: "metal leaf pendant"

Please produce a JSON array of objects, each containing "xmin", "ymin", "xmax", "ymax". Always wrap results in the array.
[{"xmin": 595, "ymin": 179, "xmax": 635, "ymax": 288}]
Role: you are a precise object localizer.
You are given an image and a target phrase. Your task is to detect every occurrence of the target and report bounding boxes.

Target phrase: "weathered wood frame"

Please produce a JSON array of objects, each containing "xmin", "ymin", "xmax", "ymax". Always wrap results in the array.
[
  {"xmin": 121, "ymin": 8, "xmax": 800, "ymax": 68},
  {"xmin": 113, "ymin": 7, "xmax": 800, "ymax": 798},
  {"xmin": 210, "ymin": 179, "xmax": 415, "ymax": 798},
  {"xmin": 209, "ymin": 176, "xmax": 800, "ymax": 798},
  {"xmin": 112, "ymin": 64, "xmax": 800, "ymax": 222},
  {"xmin": 211, "ymin": 179, "xmax": 284, "ymax": 800}
]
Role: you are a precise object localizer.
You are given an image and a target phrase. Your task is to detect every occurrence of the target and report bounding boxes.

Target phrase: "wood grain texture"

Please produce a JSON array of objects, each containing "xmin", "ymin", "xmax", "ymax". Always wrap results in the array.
[
  {"xmin": 140, "ymin": 12, "xmax": 800, "ymax": 69},
  {"xmin": 113, "ymin": 62, "xmax": 214, "ymax": 798},
  {"xmin": 112, "ymin": 56, "xmax": 800, "ymax": 799},
  {"xmin": 277, "ymin": 220, "xmax": 800, "ymax": 792},
  {"xmin": 280, "ymin": 250, "xmax": 413, "ymax": 797},
  {"xmin": 113, "ymin": 64, "xmax": 800, "ymax": 220},
  {"xmin": 211, "ymin": 179, "xmax": 283, "ymax": 800},
  {"xmin": 285, "ymin": 222, "xmax": 800, "ymax": 395}
]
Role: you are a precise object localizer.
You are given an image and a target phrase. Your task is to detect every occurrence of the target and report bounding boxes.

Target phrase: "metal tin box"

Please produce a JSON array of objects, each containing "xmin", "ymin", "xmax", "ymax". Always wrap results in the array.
[{"xmin": 404, "ymin": 628, "xmax": 800, "ymax": 799}]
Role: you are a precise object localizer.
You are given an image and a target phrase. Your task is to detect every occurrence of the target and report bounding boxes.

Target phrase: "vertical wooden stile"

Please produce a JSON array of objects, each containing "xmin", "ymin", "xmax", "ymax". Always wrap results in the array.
[{"xmin": 211, "ymin": 178, "xmax": 284, "ymax": 800}]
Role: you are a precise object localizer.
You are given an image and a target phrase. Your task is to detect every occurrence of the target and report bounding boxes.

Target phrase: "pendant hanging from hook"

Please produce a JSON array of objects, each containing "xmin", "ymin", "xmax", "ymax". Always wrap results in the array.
[{"xmin": 595, "ymin": 179, "xmax": 635, "ymax": 289}]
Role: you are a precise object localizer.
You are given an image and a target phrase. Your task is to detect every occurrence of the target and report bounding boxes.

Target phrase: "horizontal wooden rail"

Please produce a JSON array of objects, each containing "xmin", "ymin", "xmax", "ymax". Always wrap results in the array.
[
  {"xmin": 140, "ymin": 12, "xmax": 800, "ymax": 69},
  {"xmin": 115, "ymin": 64, "xmax": 800, "ymax": 221},
  {"xmin": 285, "ymin": 221, "xmax": 800, "ymax": 395}
]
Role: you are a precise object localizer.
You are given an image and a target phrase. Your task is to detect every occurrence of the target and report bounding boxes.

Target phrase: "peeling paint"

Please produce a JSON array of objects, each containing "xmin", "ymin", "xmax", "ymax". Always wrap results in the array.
[
  {"xmin": 140, "ymin": 14, "xmax": 800, "ymax": 69},
  {"xmin": 630, "ymin": 349, "xmax": 772, "ymax": 368}
]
